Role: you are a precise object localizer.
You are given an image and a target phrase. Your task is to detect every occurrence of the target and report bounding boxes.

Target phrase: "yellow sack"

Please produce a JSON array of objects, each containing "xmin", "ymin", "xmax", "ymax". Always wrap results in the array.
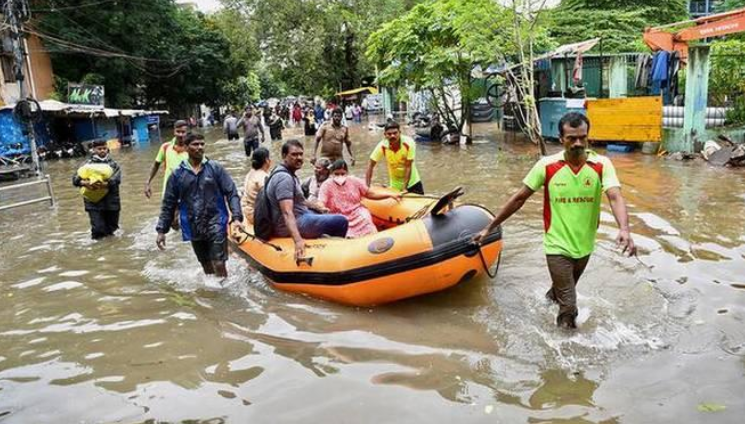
[{"xmin": 77, "ymin": 163, "xmax": 114, "ymax": 203}]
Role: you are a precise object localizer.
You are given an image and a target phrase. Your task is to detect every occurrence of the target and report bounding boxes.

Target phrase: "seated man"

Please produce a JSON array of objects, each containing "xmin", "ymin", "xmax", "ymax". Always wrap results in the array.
[
  {"xmin": 301, "ymin": 157, "xmax": 331, "ymax": 203},
  {"xmin": 266, "ymin": 139, "xmax": 348, "ymax": 260}
]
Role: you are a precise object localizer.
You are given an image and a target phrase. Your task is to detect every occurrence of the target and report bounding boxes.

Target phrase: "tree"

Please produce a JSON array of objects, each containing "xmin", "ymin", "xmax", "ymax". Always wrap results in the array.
[
  {"xmin": 367, "ymin": 0, "xmax": 516, "ymax": 137},
  {"xmin": 546, "ymin": 0, "xmax": 689, "ymax": 53},
  {"xmin": 506, "ymin": 0, "xmax": 556, "ymax": 154},
  {"xmin": 224, "ymin": 0, "xmax": 424, "ymax": 96},
  {"xmin": 720, "ymin": 0, "xmax": 745, "ymax": 11},
  {"xmin": 35, "ymin": 0, "xmax": 238, "ymax": 112}
]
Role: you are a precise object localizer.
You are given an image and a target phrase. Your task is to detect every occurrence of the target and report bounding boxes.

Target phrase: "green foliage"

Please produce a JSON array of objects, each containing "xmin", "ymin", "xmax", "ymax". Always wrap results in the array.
[
  {"xmin": 222, "ymin": 71, "xmax": 262, "ymax": 109},
  {"xmin": 226, "ymin": 0, "xmax": 424, "ymax": 96},
  {"xmin": 36, "ymin": 0, "xmax": 238, "ymax": 111},
  {"xmin": 710, "ymin": 39, "xmax": 745, "ymax": 123},
  {"xmin": 546, "ymin": 0, "xmax": 688, "ymax": 53},
  {"xmin": 719, "ymin": 0, "xmax": 745, "ymax": 11},
  {"xmin": 367, "ymin": 0, "xmax": 517, "ymax": 128}
]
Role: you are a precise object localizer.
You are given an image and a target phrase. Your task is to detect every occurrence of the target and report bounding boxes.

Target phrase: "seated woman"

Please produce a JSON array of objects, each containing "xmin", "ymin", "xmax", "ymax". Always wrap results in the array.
[
  {"xmin": 318, "ymin": 159, "xmax": 401, "ymax": 238},
  {"xmin": 241, "ymin": 147, "xmax": 271, "ymax": 225}
]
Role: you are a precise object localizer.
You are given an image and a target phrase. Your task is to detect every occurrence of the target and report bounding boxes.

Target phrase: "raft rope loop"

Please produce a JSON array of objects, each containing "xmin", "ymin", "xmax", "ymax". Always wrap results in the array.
[
  {"xmin": 476, "ymin": 244, "xmax": 500, "ymax": 279},
  {"xmin": 234, "ymin": 227, "xmax": 283, "ymax": 251}
]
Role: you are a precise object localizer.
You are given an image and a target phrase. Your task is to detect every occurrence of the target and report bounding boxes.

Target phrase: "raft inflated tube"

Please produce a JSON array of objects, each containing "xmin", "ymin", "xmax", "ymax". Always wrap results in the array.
[
  {"xmin": 77, "ymin": 163, "xmax": 113, "ymax": 203},
  {"xmin": 231, "ymin": 202, "xmax": 502, "ymax": 306}
]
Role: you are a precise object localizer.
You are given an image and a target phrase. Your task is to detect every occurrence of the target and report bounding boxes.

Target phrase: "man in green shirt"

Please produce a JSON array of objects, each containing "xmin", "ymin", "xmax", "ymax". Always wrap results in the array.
[
  {"xmin": 475, "ymin": 112, "xmax": 635, "ymax": 329},
  {"xmin": 144, "ymin": 120, "xmax": 190, "ymax": 199},
  {"xmin": 365, "ymin": 121, "xmax": 423, "ymax": 194}
]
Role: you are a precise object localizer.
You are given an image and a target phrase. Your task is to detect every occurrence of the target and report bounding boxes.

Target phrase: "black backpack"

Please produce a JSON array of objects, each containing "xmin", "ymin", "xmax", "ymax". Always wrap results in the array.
[{"xmin": 253, "ymin": 167, "xmax": 292, "ymax": 241}]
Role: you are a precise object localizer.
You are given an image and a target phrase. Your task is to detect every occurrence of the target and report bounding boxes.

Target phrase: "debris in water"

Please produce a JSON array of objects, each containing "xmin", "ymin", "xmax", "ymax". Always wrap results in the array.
[
  {"xmin": 697, "ymin": 402, "xmax": 726, "ymax": 413},
  {"xmin": 484, "ymin": 405, "xmax": 494, "ymax": 414}
]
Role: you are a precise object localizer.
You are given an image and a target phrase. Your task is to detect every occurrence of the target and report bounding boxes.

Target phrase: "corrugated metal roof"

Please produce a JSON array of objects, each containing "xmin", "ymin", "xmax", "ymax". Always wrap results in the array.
[{"xmin": 1, "ymin": 100, "xmax": 168, "ymax": 118}]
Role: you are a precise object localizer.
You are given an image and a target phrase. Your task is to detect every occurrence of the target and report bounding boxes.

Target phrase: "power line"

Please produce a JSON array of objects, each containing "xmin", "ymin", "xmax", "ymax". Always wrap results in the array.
[
  {"xmin": 24, "ymin": 26, "xmax": 187, "ymax": 64},
  {"xmin": 30, "ymin": 0, "xmax": 123, "ymax": 12}
]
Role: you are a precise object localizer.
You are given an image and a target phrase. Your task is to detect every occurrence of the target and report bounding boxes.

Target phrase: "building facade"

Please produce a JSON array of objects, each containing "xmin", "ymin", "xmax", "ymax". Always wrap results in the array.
[
  {"xmin": 0, "ymin": 32, "xmax": 55, "ymax": 105},
  {"xmin": 689, "ymin": 0, "xmax": 723, "ymax": 18}
]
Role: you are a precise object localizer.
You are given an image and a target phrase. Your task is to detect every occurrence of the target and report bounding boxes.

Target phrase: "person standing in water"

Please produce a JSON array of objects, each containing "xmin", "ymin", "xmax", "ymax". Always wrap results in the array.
[
  {"xmin": 156, "ymin": 133, "xmax": 244, "ymax": 279},
  {"xmin": 73, "ymin": 140, "xmax": 122, "ymax": 239},
  {"xmin": 223, "ymin": 111, "xmax": 239, "ymax": 141},
  {"xmin": 313, "ymin": 108, "xmax": 355, "ymax": 165},
  {"xmin": 144, "ymin": 120, "xmax": 189, "ymax": 199},
  {"xmin": 365, "ymin": 121, "xmax": 423, "ymax": 194},
  {"xmin": 237, "ymin": 107, "xmax": 265, "ymax": 157},
  {"xmin": 474, "ymin": 112, "xmax": 636, "ymax": 329}
]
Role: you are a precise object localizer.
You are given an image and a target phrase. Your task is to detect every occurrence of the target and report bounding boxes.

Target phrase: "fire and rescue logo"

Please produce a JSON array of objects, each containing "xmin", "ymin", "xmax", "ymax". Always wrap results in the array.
[{"xmin": 368, "ymin": 237, "xmax": 395, "ymax": 254}]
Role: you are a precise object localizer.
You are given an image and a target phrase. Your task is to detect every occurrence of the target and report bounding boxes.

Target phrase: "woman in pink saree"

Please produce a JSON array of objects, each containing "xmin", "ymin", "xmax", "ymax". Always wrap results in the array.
[{"xmin": 318, "ymin": 160, "xmax": 401, "ymax": 238}]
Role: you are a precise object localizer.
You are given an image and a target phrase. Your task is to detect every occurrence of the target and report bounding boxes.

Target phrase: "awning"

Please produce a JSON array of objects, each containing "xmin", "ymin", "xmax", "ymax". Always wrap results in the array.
[
  {"xmin": 335, "ymin": 87, "xmax": 379, "ymax": 97},
  {"xmin": 0, "ymin": 99, "xmax": 168, "ymax": 118}
]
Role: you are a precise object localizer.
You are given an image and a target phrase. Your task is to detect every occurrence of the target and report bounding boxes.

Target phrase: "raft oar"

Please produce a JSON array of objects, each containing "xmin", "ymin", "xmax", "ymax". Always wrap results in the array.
[{"xmin": 233, "ymin": 227, "xmax": 283, "ymax": 252}]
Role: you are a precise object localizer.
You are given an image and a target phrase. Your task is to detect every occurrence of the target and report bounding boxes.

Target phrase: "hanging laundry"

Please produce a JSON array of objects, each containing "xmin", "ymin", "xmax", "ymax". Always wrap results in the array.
[
  {"xmin": 650, "ymin": 50, "xmax": 670, "ymax": 96},
  {"xmin": 572, "ymin": 52, "xmax": 583, "ymax": 85},
  {"xmin": 667, "ymin": 51, "xmax": 681, "ymax": 102},
  {"xmin": 634, "ymin": 53, "xmax": 652, "ymax": 90}
]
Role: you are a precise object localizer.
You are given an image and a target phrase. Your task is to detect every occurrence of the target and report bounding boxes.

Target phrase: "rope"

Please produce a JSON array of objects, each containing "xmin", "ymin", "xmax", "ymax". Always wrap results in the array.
[
  {"xmin": 234, "ymin": 227, "xmax": 283, "ymax": 252},
  {"xmin": 475, "ymin": 243, "xmax": 500, "ymax": 279}
]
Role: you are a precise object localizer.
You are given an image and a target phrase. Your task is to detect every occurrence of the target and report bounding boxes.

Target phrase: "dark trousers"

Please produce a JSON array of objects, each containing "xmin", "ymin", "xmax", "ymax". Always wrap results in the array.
[
  {"xmin": 546, "ymin": 255, "xmax": 590, "ymax": 325},
  {"xmin": 88, "ymin": 209, "xmax": 120, "ymax": 239},
  {"xmin": 244, "ymin": 137, "xmax": 259, "ymax": 157},
  {"xmin": 227, "ymin": 132, "xmax": 239, "ymax": 141}
]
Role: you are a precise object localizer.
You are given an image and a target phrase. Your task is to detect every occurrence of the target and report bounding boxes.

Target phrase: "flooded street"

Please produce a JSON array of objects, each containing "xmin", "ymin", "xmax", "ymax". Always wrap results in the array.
[{"xmin": 1, "ymin": 122, "xmax": 744, "ymax": 423}]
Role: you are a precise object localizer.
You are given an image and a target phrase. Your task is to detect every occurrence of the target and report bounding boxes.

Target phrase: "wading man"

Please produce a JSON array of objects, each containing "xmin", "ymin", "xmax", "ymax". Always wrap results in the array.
[
  {"xmin": 144, "ymin": 120, "xmax": 189, "ymax": 199},
  {"xmin": 312, "ymin": 108, "xmax": 355, "ymax": 165},
  {"xmin": 366, "ymin": 121, "xmax": 423, "ymax": 194},
  {"xmin": 238, "ymin": 107, "xmax": 265, "ymax": 157},
  {"xmin": 156, "ymin": 133, "xmax": 244, "ymax": 279},
  {"xmin": 474, "ymin": 112, "xmax": 635, "ymax": 329}
]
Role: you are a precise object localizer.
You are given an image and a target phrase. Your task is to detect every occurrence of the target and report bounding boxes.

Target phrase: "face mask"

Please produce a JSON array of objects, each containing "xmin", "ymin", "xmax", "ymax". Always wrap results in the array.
[{"xmin": 333, "ymin": 176, "xmax": 347, "ymax": 185}]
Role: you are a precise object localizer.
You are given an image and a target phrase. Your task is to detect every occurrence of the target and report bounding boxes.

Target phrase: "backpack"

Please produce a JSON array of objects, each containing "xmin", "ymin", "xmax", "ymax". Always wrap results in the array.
[{"xmin": 253, "ymin": 167, "xmax": 293, "ymax": 241}]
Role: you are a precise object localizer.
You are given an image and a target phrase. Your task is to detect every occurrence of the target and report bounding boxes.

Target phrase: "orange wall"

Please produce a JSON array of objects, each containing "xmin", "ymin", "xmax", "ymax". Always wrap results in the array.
[{"xmin": 25, "ymin": 34, "xmax": 54, "ymax": 100}]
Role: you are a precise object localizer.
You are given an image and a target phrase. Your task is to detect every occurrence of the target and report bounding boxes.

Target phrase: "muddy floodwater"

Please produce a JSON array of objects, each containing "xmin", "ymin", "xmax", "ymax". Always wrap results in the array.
[{"xmin": 1, "ymin": 122, "xmax": 744, "ymax": 423}]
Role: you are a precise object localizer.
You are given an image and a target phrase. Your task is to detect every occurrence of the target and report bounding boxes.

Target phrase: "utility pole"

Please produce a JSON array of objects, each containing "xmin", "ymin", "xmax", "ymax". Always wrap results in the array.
[
  {"xmin": 0, "ymin": 0, "xmax": 56, "ymax": 212},
  {"xmin": 4, "ymin": 0, "xmax": 41, "ymax": 176}
]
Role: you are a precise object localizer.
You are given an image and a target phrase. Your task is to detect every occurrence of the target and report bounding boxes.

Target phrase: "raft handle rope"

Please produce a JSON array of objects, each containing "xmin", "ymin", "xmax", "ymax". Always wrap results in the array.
[
  {"xmin": 233, "ymin": 227, "xmax": 283, "ymax": 252},
  {"xmin": 475, "ymin": 244, "xmax": 500, "ymax": 279},
  {"xmin": 468, "ymin": 231, "xmax": 500, "ymax": 279}
]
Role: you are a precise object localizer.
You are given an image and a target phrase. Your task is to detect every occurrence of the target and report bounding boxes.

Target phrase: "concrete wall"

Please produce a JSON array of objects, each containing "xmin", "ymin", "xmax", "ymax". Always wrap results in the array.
[{"xmin": 663, "ymin": 126, "xmax": 745, "ymax": 151}]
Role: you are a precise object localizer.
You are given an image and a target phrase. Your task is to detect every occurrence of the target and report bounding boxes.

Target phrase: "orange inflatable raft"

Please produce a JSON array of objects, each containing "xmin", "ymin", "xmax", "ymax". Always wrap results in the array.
[{"xmin": 231, "ymin": 190, "xmax": 502, "ymax": 306}]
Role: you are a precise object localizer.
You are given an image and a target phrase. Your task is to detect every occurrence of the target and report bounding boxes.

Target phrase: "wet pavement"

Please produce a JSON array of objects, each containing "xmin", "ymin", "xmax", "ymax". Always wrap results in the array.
[{"xmin": 0, "ymin": 121, "xmax": 744, "ymax": 423}]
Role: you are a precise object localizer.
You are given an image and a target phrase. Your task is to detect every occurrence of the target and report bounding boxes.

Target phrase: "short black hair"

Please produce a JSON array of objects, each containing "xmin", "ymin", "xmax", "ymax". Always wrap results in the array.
[
  {"xmin": 174, "ymin": 119, "xmax": 188, "ymax": 129},
  {"xmin": 281, "ymin": 139, "xmax": 304, "ymax": 156},
  {"xmin": 185, "ymin": 132, "xmax": 205, "ymax": 145},
  {"xmin": 91, "ymin": 139, "xmax": 107, "ymax": 148},
  {"xmin": 332, "ymin": 107, "xmax": 343, "ymax": 116},
  {"xmin": 384, "ymin": 121, "xmax": 400, "ymax": 132},
  {"xmin": 329, "ymin": 159, "xmax": 348, "ymax": 172},
  {"xmin": 558, "ymin": 112, "xmax": 590, "ymax": 138}
]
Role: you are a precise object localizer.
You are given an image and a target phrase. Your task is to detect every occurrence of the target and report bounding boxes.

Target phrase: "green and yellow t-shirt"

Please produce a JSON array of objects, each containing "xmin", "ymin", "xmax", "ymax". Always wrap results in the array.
[
  {"xmin": 155, "ymin": 138, "xmax": 189, "ymax": 195},
  {"xmin": 523, "ymin": 150, "xmax": 621, "ymax": 258},
  {"xmin": 369, "ymin": 135, "xmax": 421, "ymax": 191}
]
